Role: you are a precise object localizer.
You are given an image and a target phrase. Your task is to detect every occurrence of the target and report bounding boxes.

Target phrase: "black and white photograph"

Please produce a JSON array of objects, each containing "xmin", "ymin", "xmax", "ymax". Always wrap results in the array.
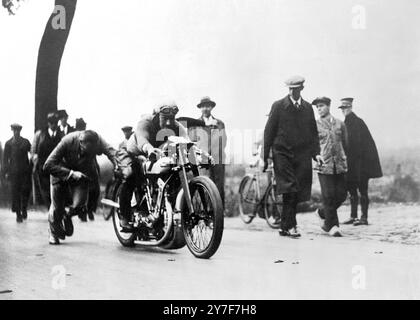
[{"xmin": 1, "ymin": 0, "xmax": 420, "ymax": 305}]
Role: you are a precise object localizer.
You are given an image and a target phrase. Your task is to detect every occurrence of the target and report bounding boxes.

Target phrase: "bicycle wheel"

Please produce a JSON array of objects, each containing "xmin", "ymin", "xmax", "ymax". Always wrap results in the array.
[
  {"xmin": 238, "ymin": 175, "xmax": 259, "ymax": 224},
  {"xmin": 263, "ymin": 183, "xmax": 282, "ymax": 229}
]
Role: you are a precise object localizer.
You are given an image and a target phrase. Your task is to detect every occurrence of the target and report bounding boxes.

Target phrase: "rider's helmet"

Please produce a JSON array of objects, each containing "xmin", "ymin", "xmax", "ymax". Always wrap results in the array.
[
  {"xmin": 153, "ymin": 102, "xmax": 179, "ymax": 117},
  {"xmin": 154, "ymin": 102, "xmax": 179, "ymax": 129}
]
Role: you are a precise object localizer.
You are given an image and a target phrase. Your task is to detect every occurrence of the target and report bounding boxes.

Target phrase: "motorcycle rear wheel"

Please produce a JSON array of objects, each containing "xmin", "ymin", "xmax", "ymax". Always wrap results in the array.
[
  {"xmin": 112, "ymin": 184, "xmax": 136, "ymax": 247},
  {"xmin": 182, "ymin": 176, "xmax": 224, "ymax": 259}
]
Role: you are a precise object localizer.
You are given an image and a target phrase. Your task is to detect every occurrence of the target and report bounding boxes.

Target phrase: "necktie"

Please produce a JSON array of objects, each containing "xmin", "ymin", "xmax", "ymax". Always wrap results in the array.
[{"xmin": 295, "ymin": 102, "xmax": 300, "ymax": 110}]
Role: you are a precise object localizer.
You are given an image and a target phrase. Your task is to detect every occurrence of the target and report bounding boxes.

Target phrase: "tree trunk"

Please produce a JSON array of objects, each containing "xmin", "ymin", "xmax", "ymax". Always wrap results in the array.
[{"xmin": 34, "ymin": 0, "xmax": 77, "ymax": 131}]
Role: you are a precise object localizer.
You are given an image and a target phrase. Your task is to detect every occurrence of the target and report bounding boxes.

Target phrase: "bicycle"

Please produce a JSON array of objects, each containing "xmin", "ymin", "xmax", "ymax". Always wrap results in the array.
[{"xmin": 238, "ymin": 146, "xmax": 282, "ymax": 228}]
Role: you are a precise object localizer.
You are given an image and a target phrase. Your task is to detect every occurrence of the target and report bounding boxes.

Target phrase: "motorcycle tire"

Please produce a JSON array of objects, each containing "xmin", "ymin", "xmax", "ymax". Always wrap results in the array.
[
  {"xmin": 112, "ymin": 183, "xmax": 136, "ymax": 247},
  {"xmin": 182, "ymin": 176, "xmax": 224, "ymax": 259}
]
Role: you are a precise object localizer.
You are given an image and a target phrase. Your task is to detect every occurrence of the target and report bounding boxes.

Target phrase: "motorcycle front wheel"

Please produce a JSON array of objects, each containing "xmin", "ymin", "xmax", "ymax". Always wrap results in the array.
[{"xmin": 182, "ymin": 176, "xmax": 224, "ymax": 259}]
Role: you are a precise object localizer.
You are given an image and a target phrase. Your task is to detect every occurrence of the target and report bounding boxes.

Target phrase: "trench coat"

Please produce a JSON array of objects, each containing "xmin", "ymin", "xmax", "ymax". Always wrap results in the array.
[
  {"xmin": 344, "ymin": 112, "xmax": 382, "ymax": 182},
  {"xmin": 264, "ymin": 95, "xmax": 320, "ymax": 202}
]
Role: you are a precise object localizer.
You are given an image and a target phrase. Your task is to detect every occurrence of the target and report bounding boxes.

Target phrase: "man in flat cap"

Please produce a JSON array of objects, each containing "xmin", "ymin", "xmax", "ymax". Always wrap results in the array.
[
  {"xmin": 57, "ymin": 109, "xmax": 75, "ymax": 136},
  {"xmin": 75, "ymin": 118, "xmax": 87, "ymax": 131},
  {"xmin": 2, "ymin": 124, "xmax": 32, "ymax": 222},
  {"xmin": 117, "ymin": 103, "xmax": 189, "ymax": 230},
  {"xmin": 44, "ymin": 130, "xmax": 118, "ymax": 244},
  {"xmin": 264, "ymin": 76, "xmax": 323, "ymax": 237},
  {"xmin": 194, "ymin": 97, "xmax": 227, "ymax": 207},
  {"xmin": 313, "ymin": 97, "xmax": 348, "ymax": 237},
  {"xmin": 339, "ymin": 98, "xmax": 382, "ymax": 226},
  {"xmin": 32, "ymin": 113, "xmax": 64, "ymax": 208},
  {"xmin": 119, "ymin": 126, "xmax": 134, "ymax": 150}
]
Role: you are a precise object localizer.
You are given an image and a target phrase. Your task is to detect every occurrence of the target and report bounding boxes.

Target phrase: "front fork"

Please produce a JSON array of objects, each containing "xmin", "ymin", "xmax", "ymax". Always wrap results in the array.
[
  {"xmin": 178, "ymin": 144, "xmax": 195, "ymax": 215},
  {"xmin": 179, "ymin": 166, "xmax": 194, "ymax": 215}
]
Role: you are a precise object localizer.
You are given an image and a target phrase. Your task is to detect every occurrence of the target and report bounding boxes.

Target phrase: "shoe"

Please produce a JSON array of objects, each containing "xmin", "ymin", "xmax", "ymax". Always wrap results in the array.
[
  {"xmin": 63, "ymin": 215, "xmax": 74, "ymax": 237},
  {"xmin": 88, "ymin": 211, "xmax": 95, "ymax": 221},
  {"xmin": 16, "ymin": 214, "xmax": 23, "ymax": 223},
  {"xmin": 279, "ymin": 229, "xmax": 291, "ymax": 237},
  {"xmin": 50, "ymin": 221, "xmax": 66, "ymax": 240},
  {"xmin": 289, "ymin": 226, "xmax": 301, "ymax": 238},
  {"xmin": 119, "ymin": 217, "xmax": 134, "ymax": 232},
  {"xmin": 353, "ymin": 218, "xmax": 368, "ymax": 226},
  {"xmin": 49, "ymin": 233, "xmax": 60, "ymax": 245},
  {"xmin": 342, "ymin": 217, "xmax": 356, "ymax": 225},
  {"xmin": 79, "ymin": 213, "xmax": 87, "ymax": 222},
  {"xmin": 329, "ymin": 226, "xmax": 343, "ymax": 237},
  {"xmin": 22, "ymin": 210, "xmax": 28, "ymax": 220}
]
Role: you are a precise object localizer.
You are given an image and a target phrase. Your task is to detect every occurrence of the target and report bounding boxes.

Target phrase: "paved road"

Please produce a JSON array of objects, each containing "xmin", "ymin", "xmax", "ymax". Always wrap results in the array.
[{"xmin": 1, "ymin": 208, "xmax": 419, "ymax": 300}]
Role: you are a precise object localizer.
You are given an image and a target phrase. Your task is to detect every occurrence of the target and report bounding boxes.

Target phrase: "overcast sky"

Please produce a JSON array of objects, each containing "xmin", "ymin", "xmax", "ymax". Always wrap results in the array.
[{"xmin": 1, "ymin": 0, "xmax": 420, "ymax": 159}]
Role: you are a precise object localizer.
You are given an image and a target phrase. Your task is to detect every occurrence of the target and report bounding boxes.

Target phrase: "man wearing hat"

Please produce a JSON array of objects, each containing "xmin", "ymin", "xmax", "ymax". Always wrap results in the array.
[
  {"xmin": 195, "ymin": 97, "xmax": 227, "ymax": 206},
  {"xmin": 313, "ymin": 97, "xmax": 348, "ymax": 237},
  {"xmin": 119, "ymin": 126, "xmax": 134, "ymax": 150},
  {"xmin": 44, "ymin": 130, "xmax": 118, "ymax": 244},
  {"xmin": 75, "ymin": 118, "xmax": 87, "ymax": 131},
  {"xmin": 57, "ymin": 109, "xmax": 75, "ymax": 136},
  {"xmin": 339, "ymin": 98, "xmax": 382, "ymax": 226},
  {"xmin": 264, "ymin": 76, "xmax": 323, "ymax": 237},
  {"xmin": 118, "ymin": 103, "xmax": 189, "ymax": 230},
  {"xmin": 32, "ymin": 112, "xmax": 64, "ymax": 208},
  {"xmin": 2, "ymin": 124, "xmax": 32, "ymax": 222}
]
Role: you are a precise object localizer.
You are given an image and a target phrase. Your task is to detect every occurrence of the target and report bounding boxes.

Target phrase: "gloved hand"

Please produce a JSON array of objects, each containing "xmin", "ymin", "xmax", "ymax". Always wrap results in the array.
[
  {"xmin": 70, "ymin": 171, "xmax": 88, "ymax": 181},
  {"xmin": 148, "ymin": 148, "xmax": 162, "ymax": 162}
]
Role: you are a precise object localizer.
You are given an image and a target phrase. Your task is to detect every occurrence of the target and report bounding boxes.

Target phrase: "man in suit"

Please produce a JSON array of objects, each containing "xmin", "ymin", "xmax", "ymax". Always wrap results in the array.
[
  {"xmin": 57, "ymin": 109, "xmax": 75, "ymax": 136},
  {"xmin": 32, "ymin": 113, "xmax": 63, "ymax": 208},
  {"xmin": 119, "ymin": 126, "xmax": 133, "ymax": 150},
  {"xmin": 2, "ymin": 124, "xmax": 32, "ymax": 222},
  {"xmin": 195, "ymin": 97, "xmax": 227, "ymax": 207},
  {"xmin": 339, "ymin": 98, "xmax": 382, "ymax": 226},
  {"xmin": 264, "ymin": 76, "xmax": 323, "ymax": 237},
  {"xmin": 75, "ymin": 118, "xmax": 87, "ymax": 131},
  {"xmin": 44, "ymin": 130, "xmax": 118, "ymax": 244}
]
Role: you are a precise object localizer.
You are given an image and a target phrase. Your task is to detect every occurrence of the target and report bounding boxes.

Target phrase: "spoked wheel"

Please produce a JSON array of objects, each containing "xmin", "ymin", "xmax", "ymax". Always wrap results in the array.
[
  {"xmin": 263, "ymin": 184, "xmax": 282, "ymax": 229},
  {"xmin": 182, "ymin": 176, "xmax": 224, "ymax": 259},
  {"xmin": 112, "ymin": 184, "xmax": 136, "ymax": 247},
  {"xmin": 238, "ymin": 175, "xmax": 259, "ymax": 224}
]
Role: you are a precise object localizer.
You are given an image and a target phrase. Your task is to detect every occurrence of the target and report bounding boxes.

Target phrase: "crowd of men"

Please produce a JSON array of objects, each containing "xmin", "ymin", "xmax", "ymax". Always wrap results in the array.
[
  {"xmin": 264, "ymin": 76, "xmax": 382, "ymax": 238},
  {"xmin": 1, "ymin": 111, "xmax": 92, "ymax": 223},
  {"xmin": 0, "ymin": 97, "xmax": 227, "ymax": 244},
  {"xmin": 0, "ymin": 78, "xmax": 382, "ymax": 243}
]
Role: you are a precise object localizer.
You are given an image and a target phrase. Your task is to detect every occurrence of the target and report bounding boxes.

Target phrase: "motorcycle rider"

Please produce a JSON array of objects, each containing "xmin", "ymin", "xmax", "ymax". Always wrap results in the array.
[{"xmin": 118, "ymin": 103, "xmax": 189, "ymax": 230}]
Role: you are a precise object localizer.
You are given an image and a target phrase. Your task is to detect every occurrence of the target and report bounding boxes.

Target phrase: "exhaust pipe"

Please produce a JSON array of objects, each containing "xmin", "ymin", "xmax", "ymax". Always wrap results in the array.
[{"xmin": 101, "ymin": 199, "xmax": 120, "ymax": 209}]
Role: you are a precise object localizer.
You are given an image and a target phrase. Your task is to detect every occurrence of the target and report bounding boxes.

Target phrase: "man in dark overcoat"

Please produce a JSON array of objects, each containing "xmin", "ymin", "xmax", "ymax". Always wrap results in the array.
[
  {"xmin": 2, "ymin": 124, "xmax": 32, "ymax": 222},
  {"xmin": 339, "ymin": 98, "xmax": 382, "ymax": 226},
  {"xmin": 264, "ymin": 76, "xmax": 323, "ymax": 237},
  {"xmin": 32, "ymin": 112, "xmax": 63, "ymax": 208}
]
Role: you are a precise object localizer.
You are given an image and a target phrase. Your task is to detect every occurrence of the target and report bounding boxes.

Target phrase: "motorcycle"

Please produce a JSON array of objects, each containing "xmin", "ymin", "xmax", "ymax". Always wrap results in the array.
[{"xmin": 101, "ymin": 136, "xmax": 224, "ymax": 259}]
